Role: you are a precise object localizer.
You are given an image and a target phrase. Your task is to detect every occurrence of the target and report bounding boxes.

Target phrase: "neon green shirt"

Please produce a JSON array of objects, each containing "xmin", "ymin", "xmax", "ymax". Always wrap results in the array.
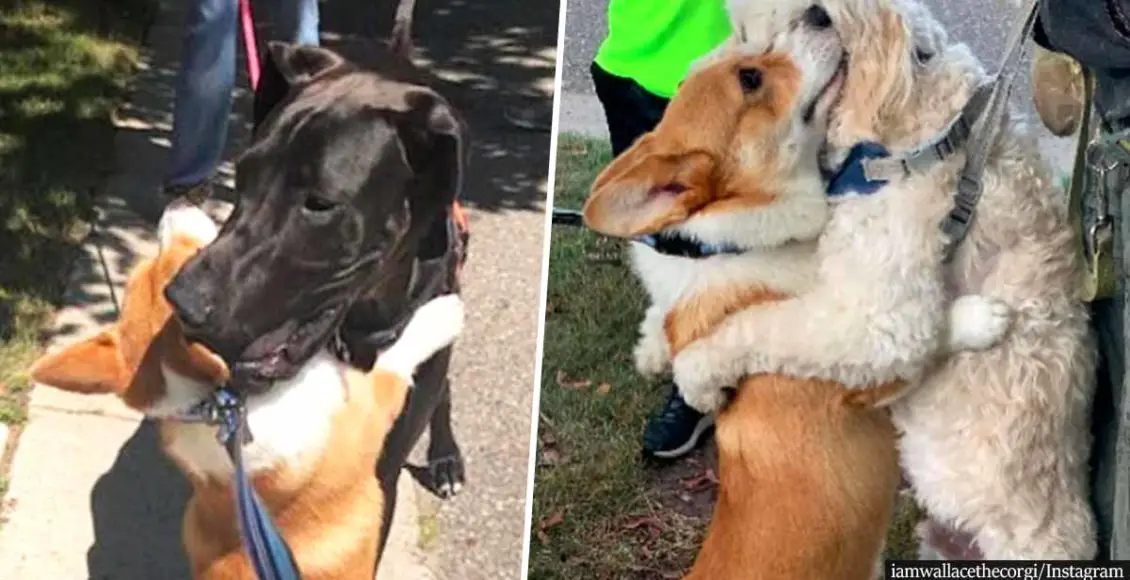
[{"xmin": 594, "ymin": 0, "xmax": 732, "ymax": 99}]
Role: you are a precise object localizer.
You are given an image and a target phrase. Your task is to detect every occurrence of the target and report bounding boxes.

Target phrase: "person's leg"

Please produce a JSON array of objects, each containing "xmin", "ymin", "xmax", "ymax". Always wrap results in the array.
[
  {"xmin": 272, "ymin": 0, "xmax": 320, "ymax": 45},
  {"xmin": 590, "ymin": 62, "xmax": 666, "ymax": 156},
  {"xmin": 165, "ymin": 0, "xmax": 238, "ymax": 200},
  {"xmin": 590, "ymin": 61, "xmax": 713, "ymax": 460}
]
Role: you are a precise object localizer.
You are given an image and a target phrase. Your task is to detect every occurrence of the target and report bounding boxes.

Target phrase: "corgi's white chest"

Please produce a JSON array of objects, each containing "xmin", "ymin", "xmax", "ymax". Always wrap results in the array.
[{"xmin": 161, "ymin": 351, "xmax": 348, "ymax": 480}]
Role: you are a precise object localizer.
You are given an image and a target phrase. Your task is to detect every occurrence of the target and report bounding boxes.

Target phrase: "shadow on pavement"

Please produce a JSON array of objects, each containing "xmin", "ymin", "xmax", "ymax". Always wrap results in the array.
[{"xmin": 87, "ymin": 421, "xmax": 192, "ymax": 579}]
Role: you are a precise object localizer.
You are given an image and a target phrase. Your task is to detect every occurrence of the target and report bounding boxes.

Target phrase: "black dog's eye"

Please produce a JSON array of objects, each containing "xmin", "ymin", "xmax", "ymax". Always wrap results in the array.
[
  {"xmin": 738, "ymin": 68, "xmax": 763, "ymax": 93},
  {"xmin": 303, "ymin": 194, "xmax": 336, "ymax": 213},
  {"xmin": 914, "ymin": 47, "xmax": 935, "ymax": 65}
]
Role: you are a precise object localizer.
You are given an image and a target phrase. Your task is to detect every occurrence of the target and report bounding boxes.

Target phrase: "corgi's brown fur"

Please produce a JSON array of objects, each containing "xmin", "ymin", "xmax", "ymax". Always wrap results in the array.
[
  {"xmin": 584, "ymin": 43, "xmax": 900, "ymax": 579},
  {"xmin": 29, "ymin": 203, "xmax": 464, "ymax": 579}
]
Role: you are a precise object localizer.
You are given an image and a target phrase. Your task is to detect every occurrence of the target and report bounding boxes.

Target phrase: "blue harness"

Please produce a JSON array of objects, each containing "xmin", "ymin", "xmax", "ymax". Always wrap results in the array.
[{"xmin": 175, "ymin": 387, "xmax": 302, "ymax": 580}]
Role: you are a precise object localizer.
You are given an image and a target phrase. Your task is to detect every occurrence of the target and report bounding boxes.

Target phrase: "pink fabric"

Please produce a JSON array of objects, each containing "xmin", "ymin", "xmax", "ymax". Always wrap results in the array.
[{"xmin": 239, "ymin": 0, "xmax": 260, "ymax": 90}]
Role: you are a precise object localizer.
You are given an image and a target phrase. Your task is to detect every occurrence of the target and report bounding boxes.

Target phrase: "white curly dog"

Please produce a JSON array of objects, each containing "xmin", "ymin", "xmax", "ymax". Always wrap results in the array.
[{"xmin": 668, "ymin": 0, "xmax": 1097, "ymax": 560}]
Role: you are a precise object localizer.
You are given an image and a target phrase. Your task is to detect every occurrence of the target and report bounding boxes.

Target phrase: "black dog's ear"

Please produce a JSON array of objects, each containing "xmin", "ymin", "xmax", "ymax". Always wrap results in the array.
[
  {"xmin": 269, "ymin": 42, "xmax": 347, "ymax": 85},
  {"xmin": 396, "ymin": 90, "xmax": 467, "ymax": 219},
  {"xmin": 253, "ymin": 42, "xmax": 348, "ymax": 130}
]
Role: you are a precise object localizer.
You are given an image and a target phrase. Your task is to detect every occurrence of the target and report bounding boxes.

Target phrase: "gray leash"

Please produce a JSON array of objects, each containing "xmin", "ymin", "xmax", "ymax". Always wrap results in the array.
[
  {"xmin": 939, "ymin": 0, "xmax": 1041, "ymax": 261},
  {"xmin": 91, "ymin": 207, "xmax": 122, "ymax": 316}
]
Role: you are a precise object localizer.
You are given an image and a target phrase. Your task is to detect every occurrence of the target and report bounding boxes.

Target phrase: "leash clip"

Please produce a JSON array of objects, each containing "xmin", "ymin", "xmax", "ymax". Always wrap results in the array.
[
  {"xmin": 210, "ymin": 386, "xmax": 251, "ymax": 446},
  {"xmin": 1088, "ymin": 215, "xmax": 1114, "ymax": 255}
]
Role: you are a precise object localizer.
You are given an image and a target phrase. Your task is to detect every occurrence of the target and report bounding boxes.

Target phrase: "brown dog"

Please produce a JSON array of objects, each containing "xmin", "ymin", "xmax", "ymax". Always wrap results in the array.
[
  {"xmin": 28, "ymin": 203, "xmax": 464, "ymax": 579},
  {"xmin": 584, "ymin": 38, "xmax": 901, "ymax": 580}
]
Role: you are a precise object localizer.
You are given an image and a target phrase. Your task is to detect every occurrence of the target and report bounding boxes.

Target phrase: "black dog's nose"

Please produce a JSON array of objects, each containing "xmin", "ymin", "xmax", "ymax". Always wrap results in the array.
[
  {"xmin": 803, "ymin": 5, "xmax": 833, "ymax": 29},
  {"xmin": 165, "ymin": 281, "xmax": 212, "ymax": 332}
]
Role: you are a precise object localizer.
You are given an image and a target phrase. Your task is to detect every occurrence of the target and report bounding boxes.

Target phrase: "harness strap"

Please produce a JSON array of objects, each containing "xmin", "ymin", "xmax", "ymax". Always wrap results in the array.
[{"xmin": 939, "ymin": 0, "xmax": 1041, "ymax": 262}]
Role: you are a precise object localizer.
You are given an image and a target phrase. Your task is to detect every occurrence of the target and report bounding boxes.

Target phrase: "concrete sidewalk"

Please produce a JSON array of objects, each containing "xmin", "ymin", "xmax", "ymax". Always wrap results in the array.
[{"xmin": 0, "ymin": 0, "xmax": 555, "ymax": 577}]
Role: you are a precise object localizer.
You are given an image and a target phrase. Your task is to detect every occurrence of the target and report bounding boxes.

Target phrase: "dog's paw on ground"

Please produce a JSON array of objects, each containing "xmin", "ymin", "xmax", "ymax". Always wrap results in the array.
[
  {"xmin": 406, "ymin": 452, "xmax": 466, "ymax": 500},
  {"xmin": 429, "ymin": 455, "xmax": 466, "ymax": 499}
]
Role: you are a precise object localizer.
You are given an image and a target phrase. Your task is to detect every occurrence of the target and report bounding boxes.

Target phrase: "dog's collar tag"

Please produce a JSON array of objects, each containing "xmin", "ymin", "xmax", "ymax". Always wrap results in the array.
[
  {"xmin": 825, "ymin": 141, "xmax": 893, "ymax": 197},
  {"xmin": 634, "ymin": 232, "xmax": 746, "ymax": 258}
]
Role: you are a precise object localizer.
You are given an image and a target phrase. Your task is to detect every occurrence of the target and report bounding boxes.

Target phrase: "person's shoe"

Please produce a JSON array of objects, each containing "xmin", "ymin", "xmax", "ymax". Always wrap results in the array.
[
  {"xmin": 641, "ymin": 387, "xmax": 714, "ymax": 461},
  {"xmin": 163, "ymin": 180, "xmax": 214, "ymax": 205},
  {"xmin": 503, "ymin": 101, "xmax": 553, "ymax": 132},
  {"xmin": 1031, "ymin": 45, "xmax": 1085, "ymax": 138}
]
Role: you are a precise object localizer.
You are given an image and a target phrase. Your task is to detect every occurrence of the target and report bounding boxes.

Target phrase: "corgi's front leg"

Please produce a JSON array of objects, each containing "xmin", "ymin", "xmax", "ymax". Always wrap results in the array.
[{"xmin": 633, "ymin": 305, "xmax": 671, "ymax": 378}]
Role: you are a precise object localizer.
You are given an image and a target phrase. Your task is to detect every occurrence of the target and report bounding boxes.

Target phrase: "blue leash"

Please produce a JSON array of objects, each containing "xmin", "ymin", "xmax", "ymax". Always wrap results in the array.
[{"xmin": 177, "ymin": 387, "xmax": 302, "ymax": 580}]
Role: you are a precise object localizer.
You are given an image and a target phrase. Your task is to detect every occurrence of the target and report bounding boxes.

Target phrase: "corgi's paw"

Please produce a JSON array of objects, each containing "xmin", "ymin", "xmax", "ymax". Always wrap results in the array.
[
  {"xmin": 682, "ymin": 384, "xmax": 728, "ymax": 414},
  {"xmin": 633, "ymin": 338, "xmax": 670, "ymax": 378},
  {"xmin": 672, "ymin": 343, "xmax": 740, "ymax": 405},
  {"xmin": 377, "ymin": 294, "xmax": 465, "ymax": 380},
  {"xmin": 947, "ymin": 295, "xmax": 1012, "ymax": 353}
]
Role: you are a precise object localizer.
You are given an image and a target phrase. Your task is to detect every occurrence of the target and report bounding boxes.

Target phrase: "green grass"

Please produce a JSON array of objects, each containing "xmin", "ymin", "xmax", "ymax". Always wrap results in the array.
[
  {"xmin": 0, "ymin": 0, "xmax": 152, "ymax": 429},
  {"xmin": 530, "ymin": 135, "xmax": 710, "ymax": 579},
  {"xmin": 529, "ymin": 134, "xmax": 922, "ymax": 579}
]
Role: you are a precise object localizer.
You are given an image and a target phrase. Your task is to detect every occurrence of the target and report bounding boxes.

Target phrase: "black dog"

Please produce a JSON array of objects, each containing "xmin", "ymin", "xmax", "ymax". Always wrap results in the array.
[{"xmin": 164, "ymin": 41, "xmax": 469, "ymax": 559}]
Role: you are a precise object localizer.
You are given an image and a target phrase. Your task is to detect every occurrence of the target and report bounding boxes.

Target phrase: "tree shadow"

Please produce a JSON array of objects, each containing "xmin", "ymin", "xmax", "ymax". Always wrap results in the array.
[
  {"xmin": 321, "ymin": 0, "xmax": 559, "ymax": 213},
  {"xmin": 0, "ymin": 5, "xmax": 140, "ymax": 343}
]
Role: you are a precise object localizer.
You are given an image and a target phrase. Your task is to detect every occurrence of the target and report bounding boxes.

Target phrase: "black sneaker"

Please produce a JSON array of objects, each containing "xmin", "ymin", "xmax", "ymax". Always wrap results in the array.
[{"xmin": 641, "ymin": 387, "xmax": 714, "ymax": 461}]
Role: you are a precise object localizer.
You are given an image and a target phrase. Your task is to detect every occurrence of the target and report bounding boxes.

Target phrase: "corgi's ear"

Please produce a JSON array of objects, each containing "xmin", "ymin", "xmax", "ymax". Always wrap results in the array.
[
  {"xmin": 29, "ymin": 330, "xmax": 127, "ymax": 395},
  {"xmin": 583, "ymin": 137, "xmax": 716, "ymax": 237}
]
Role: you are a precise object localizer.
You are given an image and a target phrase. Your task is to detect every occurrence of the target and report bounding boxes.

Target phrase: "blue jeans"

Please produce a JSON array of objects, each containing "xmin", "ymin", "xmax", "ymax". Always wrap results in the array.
[{"xmin": 165, "ymin": 0, "xmax": 319, "ymax": 189}]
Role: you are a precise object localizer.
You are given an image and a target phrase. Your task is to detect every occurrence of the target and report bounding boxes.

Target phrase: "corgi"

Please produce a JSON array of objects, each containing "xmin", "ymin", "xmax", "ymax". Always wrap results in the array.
[
  {"xmin": 28, "ymin": 201, "xmax": 465, "ymax": 579},
  {"xmin": 583, "ymin": 24, "xmax": 1009, "ymax": 580}
]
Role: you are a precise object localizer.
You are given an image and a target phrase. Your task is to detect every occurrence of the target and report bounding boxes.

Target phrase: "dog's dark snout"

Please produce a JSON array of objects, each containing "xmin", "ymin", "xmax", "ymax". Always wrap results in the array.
[
  {"xmin": 803, "ymin": 5, "xmax": 833, "ymax": 29},
  {"xmin": 165, "ymin": 278, "xmax": 212, "ymax": 332}
]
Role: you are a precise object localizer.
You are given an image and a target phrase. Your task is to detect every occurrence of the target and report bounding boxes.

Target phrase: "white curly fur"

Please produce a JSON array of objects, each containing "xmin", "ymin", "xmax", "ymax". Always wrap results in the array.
[{"xmin": 679, "ymin": 0, "xmax": 1098, "ymax": 560}]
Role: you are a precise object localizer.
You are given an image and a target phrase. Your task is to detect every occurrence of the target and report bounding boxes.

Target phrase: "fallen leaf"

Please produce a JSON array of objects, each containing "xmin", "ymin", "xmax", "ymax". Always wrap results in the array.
[
  {"xmin": 555, "ymin": 369, "xmax": 591, "ymax": 390},
  {"xmin": 536, "ymin": 529, "xmax": 550, "ymax": 545},
  {"xmin": 681, "ymin": 469, "xmax": 719, "ymax": 491},
  {"xmin": 596, "ymin": 382, "xmax": 611, "ymax": 396},
  {"xmin": 539, "ymin": 511, "xmax": 565, "ymax": 530},
  {"xmin": 539, "ymin": 446, "xmax": 565, "ymax": 467},
  {"xmin": 545, "ymin": 302, "xmax": 556, "ymax": 313},
  {"xmin": 623, "ymin": 515, "xmax": 664, "ymax": 535}
]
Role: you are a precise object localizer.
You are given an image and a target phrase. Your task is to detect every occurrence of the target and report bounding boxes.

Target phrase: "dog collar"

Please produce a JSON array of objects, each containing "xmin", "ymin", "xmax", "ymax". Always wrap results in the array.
[
  {"xmin": 825, "ymin": 141, "xmax": 893, "ymax": 196},
  {"xmin": 824, "ymin": 83, "xmax": 993, "ymax": 198},
  {"xmin": 634, "ymin": 232, "xmax": 746, "ymax": 258}
]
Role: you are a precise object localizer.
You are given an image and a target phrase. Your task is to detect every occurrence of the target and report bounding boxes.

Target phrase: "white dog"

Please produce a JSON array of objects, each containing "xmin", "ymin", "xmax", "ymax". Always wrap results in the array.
[{"xmin": 674, "ymin": 0, "xmax": 1098, "ymax": 560}]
